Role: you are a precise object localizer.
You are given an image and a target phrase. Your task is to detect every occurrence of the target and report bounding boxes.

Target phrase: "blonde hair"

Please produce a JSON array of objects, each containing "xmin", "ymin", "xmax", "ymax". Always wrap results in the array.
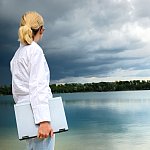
[{"xmin": 18, "ymin": 11, "xmax": 44, "ymax": 45}]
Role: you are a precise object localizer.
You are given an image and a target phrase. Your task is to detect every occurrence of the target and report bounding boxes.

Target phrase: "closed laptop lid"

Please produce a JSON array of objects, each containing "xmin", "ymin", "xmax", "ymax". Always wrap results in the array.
[{"xmin": 14, "ymin": 97, "xmax": 68, "ymax": 140}]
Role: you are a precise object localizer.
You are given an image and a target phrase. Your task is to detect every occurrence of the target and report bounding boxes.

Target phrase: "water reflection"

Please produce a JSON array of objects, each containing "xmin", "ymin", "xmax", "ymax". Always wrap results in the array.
[
  {"xmin": 1, "ymin": 91, "xmax": 150, "ymax": 150},
  {"xmin": 64, "ymin": 98, "xmax": 150, "ymax": 114}
]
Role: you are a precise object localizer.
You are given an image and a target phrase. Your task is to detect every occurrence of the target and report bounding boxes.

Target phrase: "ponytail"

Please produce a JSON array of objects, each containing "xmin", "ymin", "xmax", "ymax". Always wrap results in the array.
[
  {"xmin": 18, "ymin": 25, "xmax": 33, "ymax": 45},
  {"xmin": 18, "ymin": 11, "xmax": 44, "ymax": 45}
]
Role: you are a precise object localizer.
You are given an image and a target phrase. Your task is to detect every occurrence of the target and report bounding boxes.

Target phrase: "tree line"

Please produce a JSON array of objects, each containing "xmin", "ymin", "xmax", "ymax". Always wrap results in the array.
[
  {"xmin": 1, "ymin": 80, "xmax": 150, "ymax": 95},
  {"xmin": 50, "ymin": 80, "xmax": 150, "ymax": 93}
]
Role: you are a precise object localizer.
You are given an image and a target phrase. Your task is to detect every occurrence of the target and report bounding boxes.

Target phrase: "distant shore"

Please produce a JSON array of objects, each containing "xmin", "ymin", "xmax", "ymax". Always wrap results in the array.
[{"xmin": 1, "ymin": 80, "xmax": 150, "ymax": 95}]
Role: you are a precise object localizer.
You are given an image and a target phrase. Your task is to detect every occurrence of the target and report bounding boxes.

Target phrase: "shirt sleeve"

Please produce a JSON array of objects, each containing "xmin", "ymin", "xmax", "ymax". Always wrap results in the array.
[{"xmin": 29, "ymin": 47, "xmax": 51, "ymax": 124}]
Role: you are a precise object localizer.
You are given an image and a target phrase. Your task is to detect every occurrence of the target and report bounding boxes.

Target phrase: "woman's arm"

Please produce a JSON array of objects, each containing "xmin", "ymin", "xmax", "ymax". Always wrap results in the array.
[{"xmin": 29, "ymin": 46, "xmax": 53, "ymax": 138}]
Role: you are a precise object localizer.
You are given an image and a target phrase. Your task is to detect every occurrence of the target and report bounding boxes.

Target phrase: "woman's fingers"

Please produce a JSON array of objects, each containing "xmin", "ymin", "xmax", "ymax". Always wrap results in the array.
[
  {"xmin": 38, "ymin": 130, "xmax": 49, "ymax": 138},
  {"xmin": 49, "ymin": 129, "xmax": 54, "ymax": 137},
  {"xmin": 37, "ymin": 122, "xmax": 54, "ymax": 139}
]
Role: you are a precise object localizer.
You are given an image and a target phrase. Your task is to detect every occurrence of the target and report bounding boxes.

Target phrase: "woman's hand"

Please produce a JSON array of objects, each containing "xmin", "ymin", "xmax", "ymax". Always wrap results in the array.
[{"xmin": 37, "ymin": 121, "xmax": 54, "ymax": 139}]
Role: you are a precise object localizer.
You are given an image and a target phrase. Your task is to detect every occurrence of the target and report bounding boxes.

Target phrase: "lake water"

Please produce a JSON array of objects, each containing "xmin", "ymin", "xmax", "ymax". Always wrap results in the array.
[{"xmin": 1, "ymin": 91, "xmax": 150, "ymax": 150}]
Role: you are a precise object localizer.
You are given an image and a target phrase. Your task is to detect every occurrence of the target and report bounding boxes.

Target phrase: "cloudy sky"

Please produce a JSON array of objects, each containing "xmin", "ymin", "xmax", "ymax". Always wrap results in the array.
[{"xmin": 1, "ymin": 0, "xmax": 150, "ymax": 85}]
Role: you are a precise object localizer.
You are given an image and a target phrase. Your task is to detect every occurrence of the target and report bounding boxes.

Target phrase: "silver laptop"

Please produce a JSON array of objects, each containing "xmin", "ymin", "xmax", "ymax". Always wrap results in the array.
[{"xmin": 14, "ymin": 97, "xmax": 68, "ymax": 140}]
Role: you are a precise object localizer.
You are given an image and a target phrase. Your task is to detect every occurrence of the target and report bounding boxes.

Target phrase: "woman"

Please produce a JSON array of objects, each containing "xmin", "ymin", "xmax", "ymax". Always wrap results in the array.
[{"xmin": 10, "ymin": 11, "xmax": 55, "ymax": 150}]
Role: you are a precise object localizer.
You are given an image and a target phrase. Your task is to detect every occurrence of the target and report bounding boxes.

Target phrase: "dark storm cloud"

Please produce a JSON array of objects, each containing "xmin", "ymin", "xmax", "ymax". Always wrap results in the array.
[
  {"xmin": 0, "ymin": 18, "xmax": 19, "ymax": 85},
  {"xmin": 46, "ymin": 50, "xmax": 122, "ymax": 80},
  {"xmin": 1, "ymin": 0, "xmax": 150, "ymax": 84}
]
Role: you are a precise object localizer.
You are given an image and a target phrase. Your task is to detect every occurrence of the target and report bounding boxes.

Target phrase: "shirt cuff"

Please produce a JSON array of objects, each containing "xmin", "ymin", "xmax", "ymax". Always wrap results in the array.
[{"xmin": 32, "ymin": 104, "xmax": 51, "ymax": 124}]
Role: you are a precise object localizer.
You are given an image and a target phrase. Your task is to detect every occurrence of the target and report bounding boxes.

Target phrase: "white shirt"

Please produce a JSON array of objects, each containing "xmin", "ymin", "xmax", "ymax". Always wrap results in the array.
[{"xmin": 10, "ymin": 41, "xmax": 52, "ymax": 124}]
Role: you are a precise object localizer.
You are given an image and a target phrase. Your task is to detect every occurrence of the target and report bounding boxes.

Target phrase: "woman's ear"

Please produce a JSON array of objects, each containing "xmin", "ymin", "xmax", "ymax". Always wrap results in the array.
[
  {"xmin": 39, "ymin": 28, "xmax": 43, "ymax": 35},
  {"xmin": 39, "ymin": 26, "xmax": 44, "ymax": 35}
]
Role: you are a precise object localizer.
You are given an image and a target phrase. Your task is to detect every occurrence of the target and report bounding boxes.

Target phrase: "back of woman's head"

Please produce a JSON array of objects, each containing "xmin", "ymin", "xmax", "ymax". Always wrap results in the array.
[{"xmin": 18, "ymin": 11, "xmax": 44, "ymax": 45}]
